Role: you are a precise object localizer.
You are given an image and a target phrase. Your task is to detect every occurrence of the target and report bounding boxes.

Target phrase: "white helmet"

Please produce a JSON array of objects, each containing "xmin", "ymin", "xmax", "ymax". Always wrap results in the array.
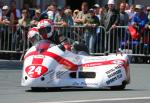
[
  {"xmin": 28, "ymin": 27, "xmax": 40, "ymax": 44},
  {"xmin": 37, "ymin": 19, "xmax": 54, "ymax": 39}
]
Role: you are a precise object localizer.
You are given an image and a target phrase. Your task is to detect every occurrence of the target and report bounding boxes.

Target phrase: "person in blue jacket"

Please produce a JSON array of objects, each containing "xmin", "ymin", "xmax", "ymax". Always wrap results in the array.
[
  {"xmin": 131, "ymin": 4, "xmax": 148, "ymax": 29},
  {"xmin": 131, "ymin": 4, "xmax": 149, "ymax": 53}
]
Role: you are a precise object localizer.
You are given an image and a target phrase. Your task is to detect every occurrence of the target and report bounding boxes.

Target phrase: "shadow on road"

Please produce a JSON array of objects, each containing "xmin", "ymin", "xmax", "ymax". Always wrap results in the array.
[{"xmin": 25, "ymin": 88, "xmax": 145, "ymax": 93}]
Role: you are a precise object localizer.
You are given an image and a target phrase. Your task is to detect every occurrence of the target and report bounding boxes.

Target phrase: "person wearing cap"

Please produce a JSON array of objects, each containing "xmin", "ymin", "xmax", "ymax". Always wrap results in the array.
[
  {"xmin": 0, "ymin": 5, "xmax": 11, "ymax": 52},
  {"xmin": 0, "ymin": 5, "xmax": 10, "ymax": 25},
  {"xmin": 103, "ymin": 0, "xmax": 119, "ymax": 52},
  {"xmin": 131, "ymin": 4, "xmax": 148, "ymax": 46},
  {"xmin": 93, "ymin": 4, "xmax": 100, "ymax": 16},
  {"xmin": 30, "ymin": 9, "xmax": 41, "ymax": 27},
  {"xmin": 103, "ymin": 0, "xmax": 119, "ymax": 31},
  {"xmin": 93, "ymin": 3, "xmax": 105, "ymax": 25},
  {"xmin": 131, "ymin": 4, "xmax": 148, "ymax": 28}
]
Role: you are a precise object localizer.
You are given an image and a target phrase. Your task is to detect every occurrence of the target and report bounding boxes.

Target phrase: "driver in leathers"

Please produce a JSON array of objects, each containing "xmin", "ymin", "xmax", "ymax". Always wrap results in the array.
[
  {"xmin": 28, "ymin": 19, "xmax": 88, "ymax": 54},
  {"xmin": 28, "ymin": 19, "xmax": 70, "ymax": 50}
]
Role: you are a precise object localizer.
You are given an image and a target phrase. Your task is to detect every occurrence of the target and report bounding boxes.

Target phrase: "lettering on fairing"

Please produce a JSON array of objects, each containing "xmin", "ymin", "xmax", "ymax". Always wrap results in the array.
[
  {"xmin": 107, "ymin": 69, "xmax": 121, "ymax": 78},
  {"xmin": 105, "ymin": 65, "xmax": 122, "ymax": 75},
  {"xmin": 46, "ymin": 69, "xmax": 55, "ymax": 84},
  {"xmin": 106, "ymin": 74, "xmax": 122, "ymax": 85},
  {"xmin": 48, "ymin": 69, "xmax": 55, "ymax": 80},
  {"xmin": 72, "ymin": 82, "xmax": 98, "ymax": 86},
  {"xmin": 56, "ymin": 71, "xmax": 69, "ymax": 78},
  {"xmin": 72, "ymin": 82, "xmax": 79, "ymax": 86}
]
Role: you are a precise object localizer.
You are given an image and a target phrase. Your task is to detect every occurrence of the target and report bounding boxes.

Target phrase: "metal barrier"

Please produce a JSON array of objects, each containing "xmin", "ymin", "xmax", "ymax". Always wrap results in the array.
[
  {"xmin": 0, "ymin": 25, "xmax": 150, "ymax": 60},
  {"xmin": 108, "ymin": 26, "xmax": 150, "ymax": 55},
  {"xmin": 0, "ymin": 25, "xmax": 31, "ymax": 53},
  {"xmin": 54, "ymin": 26, "xmax": 106, "ymax": 54}
]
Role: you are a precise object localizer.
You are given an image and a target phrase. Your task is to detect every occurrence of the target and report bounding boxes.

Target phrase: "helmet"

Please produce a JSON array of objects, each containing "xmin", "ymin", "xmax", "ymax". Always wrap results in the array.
[
  {"xmin": 37, "ymin": 19, "xmax": 54, "ymax": 39},
  {"xmin": 28, "ymin": 27, "xmax": 40, "ymax": 44}
]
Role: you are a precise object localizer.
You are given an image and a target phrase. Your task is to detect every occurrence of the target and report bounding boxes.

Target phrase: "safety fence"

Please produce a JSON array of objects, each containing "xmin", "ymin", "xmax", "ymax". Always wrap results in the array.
[
  {"xmin": 0, "ymin": 25, "xmax": 150, "ymax": 59},
  {"xmin": 0, "ymin": 25, "xmax": 30, "ymax": 53},
  {"xmin": 108, "ymin": 26, "xmax": 150, "ymax": 55}
]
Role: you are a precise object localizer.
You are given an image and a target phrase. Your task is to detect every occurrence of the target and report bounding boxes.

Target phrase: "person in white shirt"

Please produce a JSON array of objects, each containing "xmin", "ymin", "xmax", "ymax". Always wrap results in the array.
[{"xmin": 125, "ymin": 5, "xmax": 136, "ymax": 25}]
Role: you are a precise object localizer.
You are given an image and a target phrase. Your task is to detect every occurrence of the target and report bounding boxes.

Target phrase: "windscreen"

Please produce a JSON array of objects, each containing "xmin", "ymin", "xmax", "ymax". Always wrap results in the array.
[{"xmin": 36, "ymin": 40, "xmax": 51, "ymax": 53}]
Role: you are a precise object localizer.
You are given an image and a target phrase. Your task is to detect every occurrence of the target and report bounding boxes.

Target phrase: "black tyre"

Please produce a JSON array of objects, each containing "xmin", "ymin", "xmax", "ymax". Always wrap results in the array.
[
  {"xmin": 110, "ymin": 81, "xmax": 127, "ymax": 90},
  {"xmin": 31, "ymin": 87, "xmax": 47, "ymax": 91}
]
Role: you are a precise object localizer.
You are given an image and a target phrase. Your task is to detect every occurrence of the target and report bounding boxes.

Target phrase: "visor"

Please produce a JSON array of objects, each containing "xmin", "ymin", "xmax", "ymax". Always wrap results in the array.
[{"xmin": 38, "ymin": 26, "xmax": 51, "ymax": 36}]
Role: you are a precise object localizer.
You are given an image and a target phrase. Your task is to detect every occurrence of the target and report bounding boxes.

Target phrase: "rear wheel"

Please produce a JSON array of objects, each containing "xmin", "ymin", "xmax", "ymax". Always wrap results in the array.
[
  {"xmin": 47, "ymin": 87, "xmax": 61, "ymax": 91},
  {"xmin": 31, "ymin": 87, "xmax": 48, "ymax": 91},
  {"xmin": 110, "ymin": 81, "xmax": 127, "ymax": 90}
]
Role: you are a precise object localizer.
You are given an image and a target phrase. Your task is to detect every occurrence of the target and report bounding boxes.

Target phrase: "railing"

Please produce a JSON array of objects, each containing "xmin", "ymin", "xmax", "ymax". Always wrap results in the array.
[
  {"xmin": 0, "ymin": 25, "xmax": 30, "ymax": 53},
  {"xmin": 108, "ymin": 26, "xmax": 150, "ymax": 55},
  {"xmin": 0, "ymin": 25, "xmax": 150, "ymax": 59}
]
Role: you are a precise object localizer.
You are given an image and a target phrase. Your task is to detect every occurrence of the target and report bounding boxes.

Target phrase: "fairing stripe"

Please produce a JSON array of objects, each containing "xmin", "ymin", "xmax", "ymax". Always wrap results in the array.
[
  {"xmin": 32, "ymin": 58, "xmax": 44, "ymax": 64},
  {"xmin": 24, "ymin": 51, "xmax": 128, "ymax": 72},
  {"xmin": 24, "ymin": 51, "xmax": 78, "ymax": 71}
]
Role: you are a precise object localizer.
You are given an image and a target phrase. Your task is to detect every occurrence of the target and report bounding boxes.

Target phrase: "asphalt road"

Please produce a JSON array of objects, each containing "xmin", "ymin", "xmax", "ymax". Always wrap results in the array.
[{"xmin": 0, "ymin": 62, "xmax": 150, "ymax": 103}]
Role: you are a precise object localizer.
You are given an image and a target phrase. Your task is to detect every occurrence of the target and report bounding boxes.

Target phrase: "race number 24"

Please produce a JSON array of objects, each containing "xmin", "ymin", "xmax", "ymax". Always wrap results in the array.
[{"xmin": 25, "ymin": 65, "xmax": 48, "ymax": 78}]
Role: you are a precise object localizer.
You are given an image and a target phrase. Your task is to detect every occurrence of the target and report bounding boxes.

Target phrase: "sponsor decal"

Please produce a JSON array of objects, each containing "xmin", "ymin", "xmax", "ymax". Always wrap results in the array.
[
  {"xmin": 105, "ymin": 66, "xmax": 123, "ymax": 85},
  {"xmin": 25, "ymin": 65, "xmax": 48, "ymax": 78},
  {"xmin": 106, "ymin": 74, "xmax": 122, "ymax": 85},
  {"xmin": 81, "ymin": 82, "xmax": 98, "ymax": 86},
  {"xmin": 46, "ymin": 69, "xmax": 55, "ymax": 83},
  {"xmin": 105, "ymin": 65, "xmax": 122, "ymax": 75},
  {"xmin": 56, "ymin": 71, "xmax": 68, "ymax": 78},
  {"xmin": 72, "ymin": 82, "xmax": 98, "ymax": 86},
  {"xmin": 72, "ymin": 82, "xmax": 79, "ymax": 86},
  {"xmin": 107, "ymin": 69, "xmax": 121, "ymax": 78}
]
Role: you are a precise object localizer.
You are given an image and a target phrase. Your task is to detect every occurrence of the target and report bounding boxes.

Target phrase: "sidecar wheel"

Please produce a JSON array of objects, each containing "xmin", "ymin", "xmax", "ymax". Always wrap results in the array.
[
  {"xmin": 110, "ymin": 81, "xmax": 127, "ymax": 90},
  {"xmin": 31, "ymin": 87, "xmax": 47, "ymax": 91}
]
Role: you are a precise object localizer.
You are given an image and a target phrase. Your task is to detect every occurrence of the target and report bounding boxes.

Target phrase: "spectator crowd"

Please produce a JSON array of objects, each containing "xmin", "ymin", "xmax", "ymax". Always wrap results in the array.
[{"xmin": 0, "ymin": 0, "xmax": 150, "ymax": 53}]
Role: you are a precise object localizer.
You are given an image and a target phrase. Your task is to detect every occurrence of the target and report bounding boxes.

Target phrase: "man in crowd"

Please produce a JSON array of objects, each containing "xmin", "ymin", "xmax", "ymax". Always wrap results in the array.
[
  {"xmin": 30, "ymin": 9, "xmax": 41, "ymax": 27},
  {"xmin": 0, "ymin": 5, "xmax": 10, "ymax": 25},
  {"xmin": 131, "ymin": 5, "xmax": 148, "ymax": 29},
  {"xmin": 125, "ymin": 5, "xmax": 136, "ymax": 25},
  {"xmin": 74, "ymin": 2, "xmax": 90, "ymax": 25},
  {"xmin": 103, "ymin": 0, "xmax": 119, "ymax": 52},
  {"xmin": 103, "ymin": 0, "xmax": 119, "ymax": 31},
  {"xmin": 118, "ymin": 2, "xmax": 129, "ymax": 50},
  {"xmin": 9, "ymin": 0, "xmax": 21, "ymax": 25}
]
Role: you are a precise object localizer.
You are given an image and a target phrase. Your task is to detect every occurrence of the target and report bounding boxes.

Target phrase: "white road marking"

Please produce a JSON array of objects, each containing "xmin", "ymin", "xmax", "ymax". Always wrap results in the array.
[{"xmin": 37, "ymin": 96, "xmax": 150, "ymax": 103}]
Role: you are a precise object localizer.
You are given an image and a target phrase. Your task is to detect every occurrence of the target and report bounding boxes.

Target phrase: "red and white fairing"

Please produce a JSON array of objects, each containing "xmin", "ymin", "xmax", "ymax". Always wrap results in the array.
[{"xmin": 21, "ymin": 40, "xmax": 130, "ymax": 89}]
